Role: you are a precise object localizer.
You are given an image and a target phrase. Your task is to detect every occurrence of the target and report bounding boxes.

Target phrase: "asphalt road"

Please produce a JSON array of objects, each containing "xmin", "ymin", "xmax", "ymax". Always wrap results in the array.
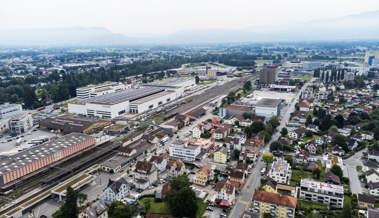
[
  {"xmin": 344, "ymin": 149, "xmax": 365, "ymax": 194},
  {"xmin": 229, "ymin": 80, "xmax": 314, "ymax": 218}
]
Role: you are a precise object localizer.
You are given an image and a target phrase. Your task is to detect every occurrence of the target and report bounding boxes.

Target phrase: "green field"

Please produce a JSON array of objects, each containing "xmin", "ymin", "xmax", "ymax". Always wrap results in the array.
[
  {"xmin": 294, "ymin": 75, "xmax": 313, "ymax": 81},
  {"xmin": 138, "ymin": 197, "xmax": 207, "ymax": 218}
]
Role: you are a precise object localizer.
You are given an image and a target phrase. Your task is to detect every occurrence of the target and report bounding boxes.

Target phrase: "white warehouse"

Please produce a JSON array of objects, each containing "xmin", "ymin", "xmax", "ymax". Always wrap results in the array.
[
  {"xmin": 68, "ymin": 87, "xmax": 176, "ymax": 118},
  {"xmin": 254, "ymin": 98, "xmax": 282, "ymax": 118}
]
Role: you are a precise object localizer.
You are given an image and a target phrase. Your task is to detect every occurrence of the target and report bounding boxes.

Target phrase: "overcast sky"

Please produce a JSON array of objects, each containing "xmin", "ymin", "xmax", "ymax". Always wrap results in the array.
[{"xmin": 0, "ymin": 0, "xmax": 378, "ymax": 35}]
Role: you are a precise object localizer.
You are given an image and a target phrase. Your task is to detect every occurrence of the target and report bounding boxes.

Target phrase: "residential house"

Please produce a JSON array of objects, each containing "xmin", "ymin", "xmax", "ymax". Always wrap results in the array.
[
  {"xmin": 366, "ymin": 169, "xmax": 379, "ymax": 184},
  {"xmin": 213, "ymin": 125, "xmax": 231, "ymax": 140},
  {"xmin": 214, "ymin": 147, "xmax": 228, "ymax": 164},
  {"xmin": 268, "ymin": 158, "xmax": 292, "ymax": 185},
  {"xmin": 305, "ymin": 143, "xmax": 317, "ymax": 155},
  {"xmin": 192, "ymin": 124, "xmax": 203, "ymax": 139},
  {"xmin": 357, "ymin": 193, "xmax": 376, "ymax": 209},
  {"xmin": 101, "ymin": 178, "xmax": 129, "ymax": 204},
  {"xmin": 193, "ymin": 165, "xmax": 213, "ymax": 186},
  {"xmin": 368, "ymin": 149, "xmax": 379, "ymax": 163},
  {"xmin": 79, "ymin": 200, "xmax": 108, "ymax": 218},
  {"xmin": 214, "ymin": 180, "xmax": 236, "ymax": 207},
  {"xmin": 167, "ymin": 159, "xmax": 186, "ymax": 178},
  {"xmin": 299, "ymin": 100, "xmax": 311, "ymax": 112},
  {"xmin": 368, "ymin": 209, "xmax": 379, "ymax": 218},
  {"xmin": 149, "ymin": 154, "xmax": 168, "ymax": 172},
  {"xmin": 252, "ymin": 191, "xmax": 297, "ymax": 218},
  {"xmin": 288, "ymin": 127, "xmax": 306, "ymax": 140},
  {"xmin": 368, "ymin": 182, "xmax": 379, "ymax": 197},
  {"xmin": 324, "ymin": 171, "xmax": 341, "ymax": 185},
  {"xmin": 134, "ymin": 161, "xmax": 158, "ymax": 190},
  {"xmin": 229, "ymin": 169, "xmax": 245, "ymax": 189},
  {"xmin": 322, "ymin": 154, "xmax": 343, "ymax": 170}
]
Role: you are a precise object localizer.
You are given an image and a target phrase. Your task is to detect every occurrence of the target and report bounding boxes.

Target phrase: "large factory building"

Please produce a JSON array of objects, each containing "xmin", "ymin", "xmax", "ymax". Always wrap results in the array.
[
  {"xmin": 68, "ymin": 87, "xmax": 177, "ymax": 118},
  {"xmin": 0, "ymin": 133, "xmax": 95, "ymax": 188}
]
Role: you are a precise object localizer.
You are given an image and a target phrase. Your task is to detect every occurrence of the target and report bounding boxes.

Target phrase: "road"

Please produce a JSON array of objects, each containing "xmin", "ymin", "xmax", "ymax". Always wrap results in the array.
[
  {"xmin": 344, "ymin": 149, "xmax": 365, "ymax": 194},
  {"xmin": 229, "ymin": 79, "xmax": 314, "ymax": 218}
]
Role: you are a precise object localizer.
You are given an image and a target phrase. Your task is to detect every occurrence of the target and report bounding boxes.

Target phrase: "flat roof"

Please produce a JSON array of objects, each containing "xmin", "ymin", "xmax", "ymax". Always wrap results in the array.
[
  {"xmin": 83, "ymin": 87, "xmax": 164, "ymax": 105},
  {"xmin": 256, "ymin": 98, "xmax": 282, "ymax": 107},
  {"xmin": 145, "ymin": 77, "xmax": 194, "ymax": 87},
  {"xmin": 0, "ymin": 133, "xmax": 94, "ymax": 174},
  {"xmin": 130, "ymin": 90, "xmax": 175, "ymax": 104},
  {"xmin": 300, "ymin": 178, "xmax": 344, "ymax": 194}
]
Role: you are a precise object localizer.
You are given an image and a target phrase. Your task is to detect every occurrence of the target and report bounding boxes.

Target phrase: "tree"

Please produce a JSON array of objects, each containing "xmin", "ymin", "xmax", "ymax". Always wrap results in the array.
[
  {"xmin": 268, "ymin": 116, "xmax": 280, "ymax": 129},
  {"xmin": 312, "ymin": 168, "xmax": 321, "ymax": 179},
  {"xmin": 242, "ymin": 112, "xmax": 253, "ymax": 119},
  {"xmin": 342, "ymin": 198, "xmax": 352, "ymax": 218},
  {"xmin": 53, "ymin": 187, "xmax": 79, "ymax": 218},
  {"xmin": 270, "ymin": 141, "xmax": 281, "ymax": 151},
  {"xmin": 334, "ymin": 114, "xmax": 345, "ymax": 128},
  {"xmin": 232, "ymin": 149, "xmax": 241, "ymax": 160},
  {"xmin": 280, "ymin": 127, "xmax": 288, "ymax": 137},
  {"xmin": 330, "ymin": 165, "xmax": 343, "ymax": 180},
  {"xmin": 170, "ymin": 175, "xmax": 191, "ymax": 192},
  {"xmin": 250, "ymin": 121, "xmax": 265, "ymax": 134},
  {"xmin": 243, "ymin": 81, "xmax": 252, "ymax": 92},
  {"xmin": 262, "ymin": 153, "xmax": 274, "ymax": 165},
  {"xmin": 332, "ymin": 134, "xmax": 347, "ymax": 150},
  {"xmin": 108, "ymin": 201, "xmax": 135, "ymax": 218},
  {"xmin": 260, "ymin": 130, "xmax": 272, "ymax": 143},
  {"xmin": 305, "ymin": 115, "xmax": 313, "ymax": 126},
  {"xmin": 263, "ymin": 213, "xmax": 273, "ymax": 218},
  {"xmin": 195, "ymin": 76, "xmax": 200, "ymax": 84},
  {"xmin": 167, "ymin": 177, "xmax": 198, "ymax": 218}
]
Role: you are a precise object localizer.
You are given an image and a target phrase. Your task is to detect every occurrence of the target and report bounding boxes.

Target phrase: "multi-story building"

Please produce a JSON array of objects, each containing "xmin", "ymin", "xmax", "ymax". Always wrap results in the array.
[
  {"xmin": 213, "ymin": 147, "xmax": 228, "ymax": 164},
  {"xmin": 215, "ymin": 180, "xmax": 236, "ymax": 206},
  {"xmin": 101, "ymin": 178, "xmax": 129, "ymax": 204},
  {"xmin": 268, "ymin": 158, "xmax": 292, "ymax": 185},
  {"xmin": 299, "ymin": 179, "xmax": 344, "ymax": 208},
  {"xmin": 193, "ymin": 165, "xmax": 212, "ymax": 186},
  {"xmin": 259, "ymin": 65, "xmax": 278, "ymax": 85},
  {"xmin": 0, "ymin": 133, "xmax": 96, "ymax": 188},
  {"xmin": 8, "ymin": 112, "xmax": 33, "ymax": 135},
  {"xmin": 134, "ymin": 161, "xmax": 158, "ymax": 190},
  {"xmin": 253, "ymin": 190, "xmax": 297, "ymax": 218},
  {"xmin": 0, "ymin": 103, "xmax": 22, "ymax": 119},
  {"xmin": 169, "ymin": 140, "xmax": 201, "ymax": 162},
  {"xmin": 76, "ymin": 82, "xmax": 129, "ymax": 100},
  {"xmin": 167, "ymin": 159, "xmax": 186, "ymax": 178}
]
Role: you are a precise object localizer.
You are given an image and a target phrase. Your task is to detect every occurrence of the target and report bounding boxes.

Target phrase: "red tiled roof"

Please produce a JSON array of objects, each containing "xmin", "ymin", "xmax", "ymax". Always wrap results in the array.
[{"xmin": 253, "ymin": 191, "xmax": 297, "ymax": 208}]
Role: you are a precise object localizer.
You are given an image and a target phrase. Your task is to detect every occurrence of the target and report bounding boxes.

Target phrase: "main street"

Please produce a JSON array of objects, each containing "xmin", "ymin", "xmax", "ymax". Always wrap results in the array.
[{"xmin": 229, "ymin": 79, "xmax": 314, "ymax": 218}]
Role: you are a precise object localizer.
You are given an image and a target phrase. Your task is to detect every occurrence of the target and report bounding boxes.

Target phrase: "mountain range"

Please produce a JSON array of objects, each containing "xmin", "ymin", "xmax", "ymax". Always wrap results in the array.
[{"xmin": 0, "ymin": 10, "xmax": 378, "ymax": 46}]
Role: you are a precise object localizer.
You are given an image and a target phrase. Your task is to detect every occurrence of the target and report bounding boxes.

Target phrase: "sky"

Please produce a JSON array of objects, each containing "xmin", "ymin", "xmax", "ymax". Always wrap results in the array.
[{"xmin": 0, "ymin": 0, "xmax": 378, "ymax": 36}]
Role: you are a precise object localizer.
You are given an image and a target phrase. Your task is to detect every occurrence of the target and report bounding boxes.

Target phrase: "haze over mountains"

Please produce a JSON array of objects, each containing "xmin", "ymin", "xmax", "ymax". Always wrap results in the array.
[{"xmin": 0, "ymin": 10, "xmax": 378, "ymax": 46}]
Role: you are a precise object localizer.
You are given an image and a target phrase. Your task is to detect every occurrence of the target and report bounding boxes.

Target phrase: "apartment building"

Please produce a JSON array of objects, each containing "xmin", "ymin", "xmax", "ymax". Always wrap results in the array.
[
  {"xmin": 299, "ymin": 179, "xmax": 344, "ymax": 208},
  {"xmin": 268, "ymin": 158, "xmax": 292, "ymax": 185},
  {"xmin": 253, "ymin": 190, "xmax": 297, "ymax": 218}
]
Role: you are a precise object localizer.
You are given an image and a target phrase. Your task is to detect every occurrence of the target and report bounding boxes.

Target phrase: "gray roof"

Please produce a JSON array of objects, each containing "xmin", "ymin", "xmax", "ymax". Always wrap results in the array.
[
  {"xmin": 83, "ymin": 87, "xmax": 164, "ymax": 105},
  {"xmin": 106, "ymin": 177, "xmax": 128, "ymax": 193},
  {"xmin": 0, "ymin": 133, "xmax": 94, "ymax": 174},
  {"xmin": 256, "ymin": 98, "xmax": 282, "ymax": 108}
]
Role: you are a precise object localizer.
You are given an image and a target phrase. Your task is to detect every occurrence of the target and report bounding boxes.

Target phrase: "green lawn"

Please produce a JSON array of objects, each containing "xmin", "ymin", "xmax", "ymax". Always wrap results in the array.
[
  {"xmin": 297, "ymin": 200, "xmax": 328, "ymax": 211},
  {"xmin": 255, "ymin": 59, "xmax": 271, "ymax": 65},
  {"xmin": 294, "ymin": 75, "xmax": 312, "ymax": 81},
  {"xmin": 290, "ymin": 167, "xmax": 325, "ymax": 186},
  {"xmin": 138, "ymin": 197, "xmax": 171, "ymax": 214},
  {"xmin": 138, "ymin": 197, "xmax": 207, "ymax": 218}
]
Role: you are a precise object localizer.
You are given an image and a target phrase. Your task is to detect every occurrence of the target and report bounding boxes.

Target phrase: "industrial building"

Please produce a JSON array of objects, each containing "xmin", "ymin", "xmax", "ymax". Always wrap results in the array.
[
  {"xmin": 0, "ymin": 133, "xmax": 95, "ymax": 188},
  {"xmin": 259, "ymin": 65, "xmax": 278, "ymax": 85},
  {"xmin": 68, "ymin": 87, "xmax": 177, "ymax": 118},
  {"xmin": 76, "ymin": 82, "xmax": 130, "ymax": 100},
  {"xmin": 9, "ymin": 112, "xmax": 33, "ymax": 135},
  {"xmin": 144, "ymin": 77, "xmax": 196, "ymax": 98},
  {"xmin": 39, "ymin": 115, "xmax": 111, "ymax": 134},
  {"xmin": 254, "ymin": 98, "xmax": 282, "ymax": 118}
]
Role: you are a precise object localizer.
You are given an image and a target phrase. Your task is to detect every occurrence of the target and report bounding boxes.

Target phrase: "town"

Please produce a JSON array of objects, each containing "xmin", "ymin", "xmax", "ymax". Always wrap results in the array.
[{"xmin": 0, "ymin": 44, "xmax": 379, "ymax": 218}]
